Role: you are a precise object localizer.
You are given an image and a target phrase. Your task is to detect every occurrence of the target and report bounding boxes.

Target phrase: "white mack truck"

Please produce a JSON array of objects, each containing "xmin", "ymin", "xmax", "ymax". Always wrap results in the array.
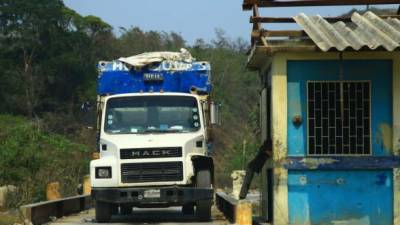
[{"xmin": 89, "ymin": 49, "xmax": 219, "ymax": 222}]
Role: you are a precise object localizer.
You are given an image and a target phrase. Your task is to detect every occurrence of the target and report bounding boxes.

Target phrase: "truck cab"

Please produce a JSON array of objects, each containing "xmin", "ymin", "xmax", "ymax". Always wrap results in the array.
[{"xmin": 90, "ymin": 50, "xmax": 217, "ymax": 222}]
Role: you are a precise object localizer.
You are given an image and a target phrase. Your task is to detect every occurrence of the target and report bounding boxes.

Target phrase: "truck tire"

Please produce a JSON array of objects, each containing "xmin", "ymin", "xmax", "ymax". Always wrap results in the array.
[
  {"xmin": 182, "ymin": 203, "xmax": 195, "ymax": 215},
  {"xmin": 95, "ymin": 201, "xmax": 111, "ymax": 223},
  {"xmin": 111, "ymin": 204, "xmax": 118, "ymax": 215},
  {"xmin": 195, "ymin": 169, "xmax": 212, "ymax": 221},
  {"xmin": 120, "ymin": 205, "xmax": 132, "ymax": 215}
]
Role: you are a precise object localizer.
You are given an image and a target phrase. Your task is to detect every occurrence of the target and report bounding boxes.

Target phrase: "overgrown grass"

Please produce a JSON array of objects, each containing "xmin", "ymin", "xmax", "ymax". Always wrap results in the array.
[
  {"xmin": 0, "ymin": 115, "xmax": 90, "ymax": 208},
  {"xmin": 0, "ymin": 213, "xmax": 19, "ymax": 225}
]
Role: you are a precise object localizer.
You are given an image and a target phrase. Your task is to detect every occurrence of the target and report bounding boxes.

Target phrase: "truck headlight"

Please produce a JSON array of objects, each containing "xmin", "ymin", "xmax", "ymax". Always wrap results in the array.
[{"xmin": 96, "ymin": 167, "xmax": 112, "ymax": 179}]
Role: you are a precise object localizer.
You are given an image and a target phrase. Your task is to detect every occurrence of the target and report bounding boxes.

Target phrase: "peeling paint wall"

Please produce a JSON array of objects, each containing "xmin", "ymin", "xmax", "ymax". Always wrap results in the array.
[
  {"xmin": 297, "ymin": 157, "xmax": 339, "ymax": 169},
  {"xmin": 271, "ymin": 55, "xmax": 289, "ymax": 225},
  {"xmin": 376, "ymin": 123, "xmax": 393, "ymax": 154},
  {"xmin": 281, "ymin": 56, "xmax": 395, "ymax": 225},
  {"xmin": 288, "ymin": 170, "xmax": 393, "ymax": 225},
  {"xmin": 394, "ymin": 168, "xmax": 400, "ymax": 225}
]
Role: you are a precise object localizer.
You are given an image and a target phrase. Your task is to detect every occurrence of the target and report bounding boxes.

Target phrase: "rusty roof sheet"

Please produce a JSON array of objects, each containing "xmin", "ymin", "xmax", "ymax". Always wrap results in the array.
[{"xmin": 293, "ymin": 11, "xmax": 400, "ymax": 52}]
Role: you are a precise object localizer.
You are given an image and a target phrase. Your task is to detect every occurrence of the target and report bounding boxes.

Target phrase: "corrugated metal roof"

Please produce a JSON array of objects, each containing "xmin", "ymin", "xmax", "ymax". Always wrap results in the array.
[{"xmin": 294, "ymin": 11, "xmax": 400, "ymax": 51}]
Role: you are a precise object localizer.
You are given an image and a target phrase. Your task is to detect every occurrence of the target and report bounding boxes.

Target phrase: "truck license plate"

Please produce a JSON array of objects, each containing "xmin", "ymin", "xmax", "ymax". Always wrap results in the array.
[{"xmin": 144, "ymin": 189, "xmax": 160, "ymax": 198}]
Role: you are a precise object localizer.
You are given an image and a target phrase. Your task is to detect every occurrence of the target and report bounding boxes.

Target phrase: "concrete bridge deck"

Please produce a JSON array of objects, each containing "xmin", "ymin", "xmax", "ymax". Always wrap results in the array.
[{"xmin": 47, "ymin": 206, "xmax": 227, "ymax": 225}]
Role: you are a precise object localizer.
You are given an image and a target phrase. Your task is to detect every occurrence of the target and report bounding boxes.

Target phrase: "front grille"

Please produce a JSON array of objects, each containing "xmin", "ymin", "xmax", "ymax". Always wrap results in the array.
[
  {"xmin": 120, "ymin": 147, "xmax": 182, "ymax": 159},
  {"xmin": 121, "ymin": 162, "xmax": 183, "ymax": 183}
]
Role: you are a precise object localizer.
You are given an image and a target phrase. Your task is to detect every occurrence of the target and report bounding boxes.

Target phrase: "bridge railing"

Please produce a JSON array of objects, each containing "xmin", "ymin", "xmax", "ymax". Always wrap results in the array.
[
  {"xmin": 215, "ymin": 192, "xmax": 252, "ymax": 225},
  {"xmin": 20, "ymin": 195, "xmax": 91, "ymax": 225}
]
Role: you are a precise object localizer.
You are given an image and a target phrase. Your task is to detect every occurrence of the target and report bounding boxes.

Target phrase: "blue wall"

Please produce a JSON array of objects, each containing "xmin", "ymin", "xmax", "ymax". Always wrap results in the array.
[
  {"xmin": 286, "ymin": 60, "xmax": 394, "ymax": 225},
  {"xmin": 288, "ymin": 170, "xmax": 393, "ymax": 225},
  {"xmin": 287, "ymin": 60, "xmax": 393, "ymax": 156}
]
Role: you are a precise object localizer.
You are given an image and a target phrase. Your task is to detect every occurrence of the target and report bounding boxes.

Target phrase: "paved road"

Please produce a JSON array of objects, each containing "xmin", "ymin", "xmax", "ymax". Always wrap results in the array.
[
  {"xmin": 47, "ymin": 192, "xmax": 260, "ymax": 225},
  {"xmin": 47, "ymin": 206, "xmax": 227, "ymax": 225}
]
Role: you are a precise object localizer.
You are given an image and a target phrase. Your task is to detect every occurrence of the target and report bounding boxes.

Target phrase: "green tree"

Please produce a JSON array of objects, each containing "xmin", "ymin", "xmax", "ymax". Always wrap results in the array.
[
  {"xmin": 116, "ymin": 27, "xmax": 186, "ymax": 56},
  {"xmin": 0, "ymin": 0, "xmax": 66, "ymax": 116},
  {"xmin": 190, "ymin": 29, "xmax": 260, "ymax": 186},
  {"xmin": 0, "ymin": 0, "xmax": 115, "ymax": 117}
]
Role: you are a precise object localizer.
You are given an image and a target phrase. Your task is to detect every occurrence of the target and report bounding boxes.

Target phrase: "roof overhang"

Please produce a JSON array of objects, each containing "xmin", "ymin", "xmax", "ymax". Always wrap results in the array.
[
  {"xmin": 243, "ymin": 1, "xmax": 400, "ymax": 70},
  {"xmin": 245, "ymin": 11, "xmax": 400, "ymax": 70},
  {"xmin": 243, "ymin": 0, "xmax": 400, "ymax": 10},
  {"xmin": 246, "ymin": 40, "xmax": 400, "ymax": 70},
  {"xmin": 247, "ymin": 40, "xmax": 318, "ymax": 70}
]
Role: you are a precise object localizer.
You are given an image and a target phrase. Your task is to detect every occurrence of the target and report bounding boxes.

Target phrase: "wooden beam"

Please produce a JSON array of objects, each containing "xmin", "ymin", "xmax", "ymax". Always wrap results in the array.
[
  {"xmin": 252, "ymin": 29, "xmax": 307, "ymax": 38},
  {"xmin": 255, "ymin": 45, "xmax": 318, "ymax": 55},
  {"xmin": 250, "ymin": 16, "xmax": 348, "ymax": 23},
  {"xmin": 252, "ymin": 5, "xmax": 261, "ymax": 30},
  {"xmin": 251, "ymin": 16, "xmax": 297, "ymax": 23},
  {"xmin": 250, "ymin": 15, "xmax": 400, "ymax": 23},
  {"xmin": 260, "ymin": 36, "xmax": 268, "ymax": 47},
  {"xmin": 243, "ymin": 0, "xmax": 400, "ymax": 10},
  {"xmin": 266, "ymin": 30, "xmax": 306, "ymax": 37},
  {"xmin": 251, "ymin": 4, "xmax": 262, "ymax": 46}
]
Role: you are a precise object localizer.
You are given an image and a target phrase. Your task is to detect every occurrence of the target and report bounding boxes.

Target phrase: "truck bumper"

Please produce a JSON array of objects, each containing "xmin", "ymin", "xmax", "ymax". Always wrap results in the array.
[{"xmin": 91, "ymin": 187, "xmax": 213, "ymax": 206}]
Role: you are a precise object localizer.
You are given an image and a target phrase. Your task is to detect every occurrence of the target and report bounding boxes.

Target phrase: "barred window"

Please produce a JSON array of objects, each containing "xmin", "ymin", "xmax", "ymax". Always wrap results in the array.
[{"xmin": 307, "ymin": 81, "xmax": 371, "ymax": 155}]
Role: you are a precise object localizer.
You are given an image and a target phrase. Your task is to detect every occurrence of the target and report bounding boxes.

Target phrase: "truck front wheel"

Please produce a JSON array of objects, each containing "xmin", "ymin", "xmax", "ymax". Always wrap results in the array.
[
  {"xmin": 182, "ymin": 203, "xmax": 195, "ymax": 215},
  {"xmin": 195, "ymin": 168, "xmax": 212, "ymax": 221},
  {"xmin": 111, "ymin": 204, "xmax": 118, "ymax": 215},
  {"xmin": 120, "ymin": 205, "xmax": 132, "ymax": 215},
  {"xmin": 95, "ymin": 201, "xmax": 111, "ymax": 223}
]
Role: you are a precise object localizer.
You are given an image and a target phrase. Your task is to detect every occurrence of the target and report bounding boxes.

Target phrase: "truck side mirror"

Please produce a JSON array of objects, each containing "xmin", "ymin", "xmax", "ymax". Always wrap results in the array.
[
  {"xmin": 81, "ymin": 101, "xmax": 95, "ymax": 129},
  {"xmin": 210, "ymin": 102, "xmax": 221, "ymax": 126}
]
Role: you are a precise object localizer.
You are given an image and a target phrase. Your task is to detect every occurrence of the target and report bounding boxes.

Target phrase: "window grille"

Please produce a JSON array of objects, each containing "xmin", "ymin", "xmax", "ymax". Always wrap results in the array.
[{"xmin": 307, "ymin": 81, "xmax": 371, "ymax": 155}]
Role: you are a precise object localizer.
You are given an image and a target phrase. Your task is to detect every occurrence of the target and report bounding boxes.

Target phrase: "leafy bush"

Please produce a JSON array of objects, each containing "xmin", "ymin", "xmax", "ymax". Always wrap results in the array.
[{"xmin": 0, "ymin": 115, "xmax": 90, "ymax": 208}]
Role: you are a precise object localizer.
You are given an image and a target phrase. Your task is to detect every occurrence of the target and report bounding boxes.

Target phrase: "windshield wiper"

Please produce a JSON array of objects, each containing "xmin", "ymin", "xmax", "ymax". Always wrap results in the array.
[
  {"xmin": 168, "ymin": 129, "xmax": 189, "ymax": 133},
  {"xmin": 142, "ymin": 129, "xmax": 165, "ymax": 133},
  {"xmin": 141, "ymin": 129, "xmax": 189, "ymax": 133}
]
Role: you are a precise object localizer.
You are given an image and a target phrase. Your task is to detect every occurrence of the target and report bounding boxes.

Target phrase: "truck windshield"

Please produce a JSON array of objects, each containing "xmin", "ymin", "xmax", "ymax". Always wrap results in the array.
[{"xmin": 104, "ymin": 96, "xmax": 201, "ymax": 134}]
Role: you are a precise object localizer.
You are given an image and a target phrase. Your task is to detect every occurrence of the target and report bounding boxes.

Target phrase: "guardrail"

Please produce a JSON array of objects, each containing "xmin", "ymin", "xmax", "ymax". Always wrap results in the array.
[
  {"xmin": 20, "ymin": 195, "xmax": 91, "ymax": 225},
  {"xmin": 215, "ymin": 192, "xmax": 252, "ymax": 225}
]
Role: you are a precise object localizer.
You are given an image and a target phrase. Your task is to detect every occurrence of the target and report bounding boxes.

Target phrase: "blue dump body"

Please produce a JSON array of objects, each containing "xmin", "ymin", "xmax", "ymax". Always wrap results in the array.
[{"xmin": 97, "ymin": 60, "xmax": 211, "ymax": 95}]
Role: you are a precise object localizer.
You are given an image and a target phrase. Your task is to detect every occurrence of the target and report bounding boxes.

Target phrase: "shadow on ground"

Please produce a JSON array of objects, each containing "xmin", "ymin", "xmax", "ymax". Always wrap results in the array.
[
  {"xmin": 78, "ymin": 207, "xmax": 226, "ymax": 225},
  {"xmin": 111, "ymin": 207, "xmax": 200, "ymax": 223}
]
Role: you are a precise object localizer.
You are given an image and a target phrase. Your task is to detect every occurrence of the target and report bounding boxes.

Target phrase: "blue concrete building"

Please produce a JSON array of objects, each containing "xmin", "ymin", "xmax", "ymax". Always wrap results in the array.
[{"xmin": 245, "ymin": 9, "xmax": 400, "ymax": 225}]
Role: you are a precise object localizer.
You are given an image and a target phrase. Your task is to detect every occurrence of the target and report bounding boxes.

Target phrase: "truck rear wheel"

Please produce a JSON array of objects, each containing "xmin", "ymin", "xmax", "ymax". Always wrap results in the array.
[
  {"xmin": 95, "ymin": 201, "xmax": 111, "ymax": 223},
  {"xmin": 195, "ymin": 169, "xmax": 212, "ymax": 221}
]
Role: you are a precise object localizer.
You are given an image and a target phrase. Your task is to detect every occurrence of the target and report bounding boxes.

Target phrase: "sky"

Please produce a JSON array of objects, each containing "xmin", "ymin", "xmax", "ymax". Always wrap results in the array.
[{"xmin": 63, "ymin": 0, "xmax": 397, "ymax": 45}]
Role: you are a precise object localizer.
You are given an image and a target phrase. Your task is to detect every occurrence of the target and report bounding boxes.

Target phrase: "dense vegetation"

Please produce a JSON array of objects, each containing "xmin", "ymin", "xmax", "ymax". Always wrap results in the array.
[
  {"xmin": 0, "ymin": 0, "xmax": 260, "ymax": 206},
  {"xmin": 0, "ymin": 115, "xmax": 89, "ymax": 207}
]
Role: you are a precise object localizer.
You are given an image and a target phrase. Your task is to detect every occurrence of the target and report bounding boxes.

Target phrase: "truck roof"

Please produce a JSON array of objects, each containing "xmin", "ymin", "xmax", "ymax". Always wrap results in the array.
[{"xmin": 97, "ymin": 49, "xmax": 211, "ymax": 96}]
